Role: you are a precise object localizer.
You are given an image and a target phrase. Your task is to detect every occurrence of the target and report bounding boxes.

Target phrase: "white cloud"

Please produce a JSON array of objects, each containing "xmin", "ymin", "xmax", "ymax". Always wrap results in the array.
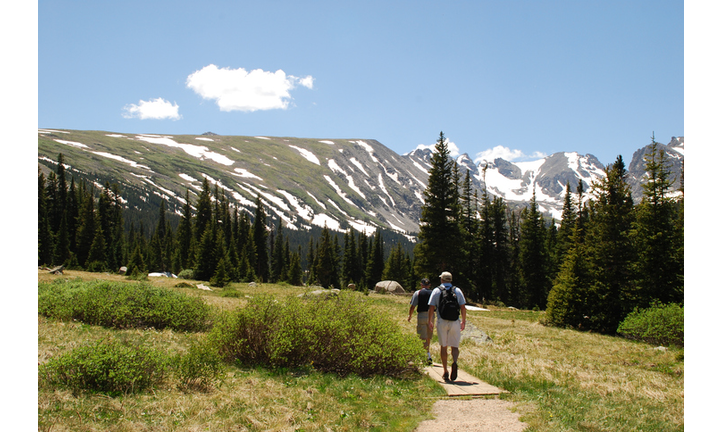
[
  {"xmin": 122, "ymin": 98, "xmax": 181, "ymax": 120},
  {"xmin": 186, "ymin": 64, "xmax": 314, "ymax": 112},
  {"xmin": 474, "ymin": 146, "xmax": 547, "ymax": 164},
  {"xmin": 415, "ymin": 138, "xmax": 460, "ymax": 157}
]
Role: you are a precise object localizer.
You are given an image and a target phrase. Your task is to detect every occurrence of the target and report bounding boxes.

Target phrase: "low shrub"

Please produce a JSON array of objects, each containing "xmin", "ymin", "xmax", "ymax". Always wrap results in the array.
[
  {"xmin": 177, "ymin": 269, "xmax": 195, "ymax": 280},
  {"xmin": 617, "ymin": 302, "xmax": 684, "ymax": 347},
  {"xmin": 39, "ymin": 339, "xmax": 169, "ymax": 396},
  {"xmin": 173, "ymin": 341, "xmax": 225, "ymax": 392},
  {"xmin": 38, "ymin": 280, "xmax": 212, "ymax": 332},
  {"xmin": 208, "ymin": 292, "xmax": 425, "ymax": 377}
]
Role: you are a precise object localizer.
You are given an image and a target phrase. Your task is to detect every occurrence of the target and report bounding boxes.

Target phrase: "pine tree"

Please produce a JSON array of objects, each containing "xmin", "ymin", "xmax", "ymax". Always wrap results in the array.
[
  {"xmin": 194, "ymin": 227, "xmax": 218, "ymax": 281},
  {"xmin": 38, "ymin": 172, "xmax": 54, "ymax": 265},
  {"xmin": 252, "ymin": 195, "xmax": 269, "ymax": 282},
  {"xmin": 518, "ymin": 192, "xmax": 551, "ymax": 309},
  {"xmin": 554, "ymin": 182, "xmax": 577, "ymax": 272},
  {"xmin": 270, "ymin": 220, "xmax": 285, "ymax": 283},
  {"xmin": 546, "ymin": 225, "xmax": 593, "ymax": 328},
  {"xmin": 314, "ymin": 225, "xmax": 339, "ymax": 288},
  {"xmin": 365, "ymin": 229, "xmax": 384, "ymax": 288},
  {"xmin": 75, "ymin": 184, "xmax": 96, "ymax": 267},
  {"xmin": 86, "ymin": 223, "xmax": 108, "ymax": 271},
  {"xmin": 585, "ymin": 155, "xmax": 636, "ymax": 334},
  {"xmin": 194, "ymin": 178, "xmax": 213, "ymax": 243},
  {"xmin": 177, "ymin": 189, "xmax": 194, "ymax": 269},
  {"xmin": 288, "ymin": 246, "xmax": 303, "ymax": 286},
  {"xmin": 341, "ymin": 229, "xmax": 358, "ymax": 287},
  {"xmin": 414, "ymin": 131, "xmax": 465, "ymax": 278},
  {"xmin": 306, "ymin": 237, "xmax": 316, "ymax": 285},
  {"xmin": 633, "ymin": 139, "xmax": 684, "ymax": 306},
  {"xmin": 382, "ymin": 242, "xmax": 409, "ymax": 285}
]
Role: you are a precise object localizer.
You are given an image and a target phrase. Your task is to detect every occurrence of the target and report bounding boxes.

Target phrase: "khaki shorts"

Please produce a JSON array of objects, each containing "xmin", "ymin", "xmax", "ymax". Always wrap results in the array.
[
  {"xmin": 437, "ymin": 318, "xmax": 461, "ymax": 348},
  {"xmin": 416, "ymin": 311, "xmax": 430, "ymax": 340}
]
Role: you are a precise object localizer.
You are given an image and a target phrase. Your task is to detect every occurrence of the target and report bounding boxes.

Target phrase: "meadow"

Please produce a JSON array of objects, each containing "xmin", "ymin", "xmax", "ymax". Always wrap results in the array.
[{"xmin": 37, "ymin": 270, "xmax": 683, "ymax": 431}]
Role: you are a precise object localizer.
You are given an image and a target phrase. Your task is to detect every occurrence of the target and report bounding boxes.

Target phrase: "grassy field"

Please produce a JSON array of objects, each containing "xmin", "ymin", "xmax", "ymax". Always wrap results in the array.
[{"xmin": 37, "ymin": 270, "xmax": 683, "ymax": 431}]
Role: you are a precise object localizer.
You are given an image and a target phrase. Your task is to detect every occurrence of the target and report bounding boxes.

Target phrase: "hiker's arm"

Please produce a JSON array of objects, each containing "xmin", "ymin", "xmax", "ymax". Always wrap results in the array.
[
  {"xmin": 407, "ymin": 305, "xmax": 415, "ymax": 321},
  {"xmin": 460, "ymin": 305, "xmax": 467, "ymax": 331},
  {"xmin": 427, "ymin": 306, "xmax": 436, "ymax": 330}
]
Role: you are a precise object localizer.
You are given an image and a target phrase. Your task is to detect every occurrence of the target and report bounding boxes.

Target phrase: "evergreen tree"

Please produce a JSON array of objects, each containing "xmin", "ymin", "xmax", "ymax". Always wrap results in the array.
[
  {"xmin": 177, "ymin": 189, "xmax": 194, "ymax": 269},
  {"xmin": 75, "ymin": 185, "xmax": 96, "ymax": 267},
  {"xmin": 633, "ymin": 139, "xmax": 684, "ymax": 306},
  {"xmin": 489, "ymin": 196, "xmax": 510, "ymax": 303},
  {"xmin": 365, "ymin": 229, "xmax": 384, "ymax": 288},
  {"xmin": 546, "ymin": 226, "xmax": 593, "ymax": 328},
  {"xmin": 38, "ymin": 172, "xmax": 54, "ymax": 265},
  {"xmin": 314, "ymin": 225, "xmax": 339, "ymax": 288},
  {"xmin": 506, "ymin": 208, "xmax": 523, "ymax": 306},
  {"xmin": 126, "ymin": 243, "xmax": 147, "ymax": 275},
  {"xmin": 414, "ymin": 131, "xmax": 465, "ymax": 278},
  {"xmin": 341, "ymin": 229, "xmax": 358, "ymax": 286},
  {"xmin": 86, "ymin": 223, "xmax": 108, "ymax": 271},
  {"xmin": 382, "ymin": 242, "xmax": 409, "ymax": 285},
  {"xmin": 270, "ymin": 220, "xmax": 286, "ymax": 282},
  {"xmin": 252, "ymin": 195, "xmax": 269, "ymax": 282},
  {"xmin": 194, "ymin": 178, "xmax": 213, "ymax": 243},
  {"xmin": 554, "ymin": 182, "xmax": 577, "ymax": 272},
  {"xmin": 194, "ymin": 227, "xmax": 218, "ymax": 281},
  {"xmin": 288, "ymin": 246, "xmax": 303, "ymax": 286},
  {"xmin": 518, "ymin": 192, "xmax": 551, "ymax": 309},
  {"xmin": 306, "ymin": 237, "xmax": 316, "ymax": 285},
  {"xmin": 585, "ymin": 156, "xmax": 636, "ymax": 333}
]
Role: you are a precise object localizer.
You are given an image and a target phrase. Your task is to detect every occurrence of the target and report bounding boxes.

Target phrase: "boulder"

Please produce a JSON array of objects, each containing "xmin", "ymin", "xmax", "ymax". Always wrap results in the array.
[
  {"xmin": 374, "ymin": 280, "xmax": 405, "ymax": 295},
  {"xmin": 298, "ymin": 288, "xmax": 341, "ymax": 299}
]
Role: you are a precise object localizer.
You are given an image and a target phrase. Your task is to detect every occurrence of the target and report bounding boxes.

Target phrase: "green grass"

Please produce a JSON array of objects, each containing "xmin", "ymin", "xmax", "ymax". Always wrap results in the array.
[{"xmin": 38, "ymin": 270, "xmax": 684, "ymax": 431}]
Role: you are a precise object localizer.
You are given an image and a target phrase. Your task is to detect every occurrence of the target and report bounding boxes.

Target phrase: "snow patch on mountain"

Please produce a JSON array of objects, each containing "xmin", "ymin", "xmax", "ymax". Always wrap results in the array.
[
  {"xmin": 232, "ymin": 168, "xmax": 262, "ymax": 180},
  {"xmin": 54, "ymin": 139, "xmax": 89, "ymax": 149},
  {"xmin": 136, "ymin": 135, "xmax": 234, "ymax": 166},
  {"xmin": 288, "ymin": 145, "xmax": 320, "ymax": 165},
  {"xmin": 319, "ymin": 140, "xmax": 335, "ymax": 145},
  {"xmin": 91, "ymin": 151, "xmax": 152, "ymax": 170},
  {"xmin": 349, "ymin": 157, "xmax": 370, "ymax": 177},
  {"xmin": 312, "ymin": 213, "xmax": 340, "ymax": 231},
  {"xmin": 277, "ymin": 190, "xmax": 314, "ymax": 221},
  {"xmin": 195, "ymin": 137, "xmax": 214, "ymax": 142},
  {"xmin": 323, "ymin": 175, "xmax": 357, "ymax": 208}
]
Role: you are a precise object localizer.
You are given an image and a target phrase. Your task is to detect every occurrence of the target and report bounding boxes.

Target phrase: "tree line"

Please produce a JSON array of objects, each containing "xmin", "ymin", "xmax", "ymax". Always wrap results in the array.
[
  {"xmin": 38, "ymin": 130, "xmax": 683, "ymax": 335},
  {"xmin": 37, "ymin": 154, "xmax": 416, "ymax": 291}
]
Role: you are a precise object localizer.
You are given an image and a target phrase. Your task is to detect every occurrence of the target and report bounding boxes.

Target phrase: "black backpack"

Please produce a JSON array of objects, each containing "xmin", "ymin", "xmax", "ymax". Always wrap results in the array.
[
  {"xmin": 438, "ymin": 287, "xmax": 460, "ymax": 321},
  {"xmin": 417, "ymin": 288, "xmax": 432, "ymax": 313}
]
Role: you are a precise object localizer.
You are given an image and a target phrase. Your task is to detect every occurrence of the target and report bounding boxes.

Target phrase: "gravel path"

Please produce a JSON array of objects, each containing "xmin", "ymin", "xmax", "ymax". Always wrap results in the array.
[{"xmin": 414, "ymin": 399, "xmax": 528, "ymax": 432}]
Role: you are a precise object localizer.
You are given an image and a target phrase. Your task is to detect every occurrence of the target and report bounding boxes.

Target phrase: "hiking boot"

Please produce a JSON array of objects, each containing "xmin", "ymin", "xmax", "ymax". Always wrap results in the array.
[
  {"xmin": 442, "ymin": 371, "xmax": 449, "ymax": 381},
  {"xmin": 427, "ymin": 357, "xmax": 433, "ymax": 365},
  {"xmin": 450, "ymin": 362, "xmax": 458, "ymax": 381}
]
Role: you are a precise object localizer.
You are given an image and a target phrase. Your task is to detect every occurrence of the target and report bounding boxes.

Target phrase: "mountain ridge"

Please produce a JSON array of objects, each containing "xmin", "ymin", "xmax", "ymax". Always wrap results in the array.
[{"xmin": 37, "ymin": 129, "xmax": 683, "ymax": 235}]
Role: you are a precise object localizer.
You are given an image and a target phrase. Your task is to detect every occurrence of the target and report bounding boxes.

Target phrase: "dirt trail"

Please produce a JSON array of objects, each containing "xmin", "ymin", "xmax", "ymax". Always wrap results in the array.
[{"xmin": 414, "ymin": 398, "xmax": 528, "ymax": 432}]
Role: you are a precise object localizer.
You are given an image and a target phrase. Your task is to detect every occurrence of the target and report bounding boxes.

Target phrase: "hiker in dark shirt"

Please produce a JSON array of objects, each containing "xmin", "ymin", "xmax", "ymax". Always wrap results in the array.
[
  {"xmin": 427, "ymin": 271, "xmax": 466, "ymax": 382},
  {"xmin": 408, "ymin": 278, "xmax": 434, "ymax": 364}
]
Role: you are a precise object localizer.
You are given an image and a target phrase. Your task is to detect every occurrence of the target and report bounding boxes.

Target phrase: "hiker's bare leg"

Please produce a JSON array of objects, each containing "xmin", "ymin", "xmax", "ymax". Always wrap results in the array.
[
  {"xmin": 440, "ymin": 346, "xmax": 448, "ymax": 372},
  {"xmin": 451, "ymin": 347, "xmax": 459, "ymax": 364}
]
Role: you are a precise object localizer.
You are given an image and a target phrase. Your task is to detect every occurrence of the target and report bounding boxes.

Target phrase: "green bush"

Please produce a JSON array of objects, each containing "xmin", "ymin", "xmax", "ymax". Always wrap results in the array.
[
  {"xmin": 39, "ymin": 339, "xmax": 168, "ymax": 396},
  {"xmin": 178, "ymin": 269, "xmax": 195, "ymax": 280},
  {"xmin": 617, "ymin": 302, "xmax": 684, "ymax": 347},
  {"xmin": 173, "ymin": 342, "xmax": 224, "ymax": 392},
  {"xmin": 208, "ymin": 293, "xmax": 425, "ymax": 377},
  {"xmin": 38, "ymin": 280, "xmax": 212, "ymax": 332}
]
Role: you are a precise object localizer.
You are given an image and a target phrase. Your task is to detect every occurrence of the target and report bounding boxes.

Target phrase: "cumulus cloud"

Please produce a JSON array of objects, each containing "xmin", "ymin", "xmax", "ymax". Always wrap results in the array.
[
  {"xmin": 415, "ymin": 138, "xmax": 460, "ymax": 157},
  {"xmin": 474, "ymin": 145, "xmax": 547, "ymax": 164},
  {"xmin": 122, "ymin": 98, "xmax": 181, "ymax": 120},
  {"xmin": 186, "ymin": 64, "xmax": 314, "ymax": 112}
]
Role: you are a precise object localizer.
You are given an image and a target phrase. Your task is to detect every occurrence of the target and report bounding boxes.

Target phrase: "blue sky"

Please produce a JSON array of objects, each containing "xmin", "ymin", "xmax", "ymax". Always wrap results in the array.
[{"xmin": 37, "ymin": 0, "xmax": 683, "ymax": 166}]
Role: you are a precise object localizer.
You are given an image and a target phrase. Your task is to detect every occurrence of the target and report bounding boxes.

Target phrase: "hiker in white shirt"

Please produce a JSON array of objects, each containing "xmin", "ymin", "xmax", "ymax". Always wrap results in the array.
[{"xmin": 427, "ymin": 271, "xmax": 466, "ymax": 382}]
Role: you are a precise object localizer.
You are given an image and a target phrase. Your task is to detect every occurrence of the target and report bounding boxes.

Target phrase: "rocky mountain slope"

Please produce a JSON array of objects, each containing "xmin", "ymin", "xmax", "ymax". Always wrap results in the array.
[{"xmin": 37, "ymin": 129, "xmax": 684, "ymax": 235}]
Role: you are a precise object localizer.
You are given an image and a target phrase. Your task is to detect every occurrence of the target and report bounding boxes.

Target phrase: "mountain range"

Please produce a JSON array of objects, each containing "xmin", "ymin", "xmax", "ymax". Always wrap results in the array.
[{"xmin": 37, "ymin": 129, "xmax": 684, "ymax": 236}]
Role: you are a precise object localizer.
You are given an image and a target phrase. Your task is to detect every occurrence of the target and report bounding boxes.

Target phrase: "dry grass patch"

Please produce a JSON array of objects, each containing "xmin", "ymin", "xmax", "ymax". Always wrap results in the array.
[{"xmin": 446, "ymin": 311, "xmax": 684, "ymax": 431}]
